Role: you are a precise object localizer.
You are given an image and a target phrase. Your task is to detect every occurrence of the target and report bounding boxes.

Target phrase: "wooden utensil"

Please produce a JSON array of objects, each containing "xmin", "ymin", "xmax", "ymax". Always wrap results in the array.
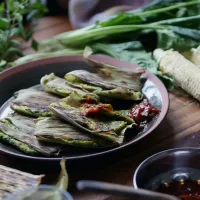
[{"xmin": 77, "ymin": 180, "xmax": 179, "ymax": 200}]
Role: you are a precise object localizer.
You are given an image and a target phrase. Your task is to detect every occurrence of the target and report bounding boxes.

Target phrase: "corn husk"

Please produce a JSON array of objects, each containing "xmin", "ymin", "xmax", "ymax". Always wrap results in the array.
[
  {"xmin": 154, "ymin": 48, "xmax": 200, "ymax": 102},
  {"xmin": 182, "ymin": 46, "xmax": 200, "ymax": 67}
]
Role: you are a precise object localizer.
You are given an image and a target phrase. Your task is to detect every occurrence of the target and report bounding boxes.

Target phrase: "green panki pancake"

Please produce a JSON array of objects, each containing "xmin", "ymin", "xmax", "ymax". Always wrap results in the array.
[
  {"xmin": 0, "ymin": 113, "xmax": 60, "ymax": 156},
  {"xmin": 84, "ymin": 46, "xmax": 145, "ymax": 92},
  {"xmin": 41, "ymin": 73, "xmax": 88, "ymax": 97},
  {"xmin": 34, "ymin": 117, "xmax": 114, "ymax": 148},
  {"xmin": 95, "ymin": 87, "xmax": 142, "ymax": 101},
  {"xmin": 64, "ymin": 48, "xmax": 145, "ymax": 100},
  {"xmin": 54, "ymin": 91, "xmax": 134, "ymax": 123},
  {"xmin": 0, "ymin": 131, "xmax": 38, "ymax": 155},
  {"xmin": 49, "ymin": 92, "xmax": 135, "ymax": 144},
  {"xmin": 64, "ymin": 69, "xmax": 143, "ymax": 100},
  {"xmin": 64, "ymin": 71, "xmax": 104, "ymax": 92},
  {"xmin": 0, "ymin": 164, "xmax": 44, "ymax": 199},
  {"xmin": 11, "ymin": 88, "xmax": 60, "ymax": 117}
]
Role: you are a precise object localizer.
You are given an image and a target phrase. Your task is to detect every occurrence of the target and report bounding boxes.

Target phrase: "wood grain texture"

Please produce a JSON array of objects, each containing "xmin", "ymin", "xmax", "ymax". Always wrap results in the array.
[
  {"xmin": 20, "ymin": 16, "xmax": 72, "ymax": 55},
  {"xmin": 1, "ymin": 16, "xmax": 200, "ymax": 200}
]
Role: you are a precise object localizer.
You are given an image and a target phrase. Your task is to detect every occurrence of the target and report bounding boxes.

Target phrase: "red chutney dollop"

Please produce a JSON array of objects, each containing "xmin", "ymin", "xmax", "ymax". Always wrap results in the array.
[
  {"xmin": 129, "ymin": 99, "xmax": 160, "ymax": 129},
  {"xmin": 83, "ymin": 103, "xmax": 113, "ymax": 116}
]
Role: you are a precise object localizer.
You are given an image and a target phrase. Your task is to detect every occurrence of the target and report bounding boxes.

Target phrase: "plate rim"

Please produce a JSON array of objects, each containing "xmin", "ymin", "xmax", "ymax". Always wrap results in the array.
[{"xmin": 0, "ymin": 55, "xmax": 169, "ymax": 161}]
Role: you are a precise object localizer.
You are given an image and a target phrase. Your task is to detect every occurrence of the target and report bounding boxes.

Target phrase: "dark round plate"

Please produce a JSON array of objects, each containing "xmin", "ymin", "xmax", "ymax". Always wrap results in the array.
[{"xmin": 0, "ymin": 55, "xmax": 169, "ymax": 161}]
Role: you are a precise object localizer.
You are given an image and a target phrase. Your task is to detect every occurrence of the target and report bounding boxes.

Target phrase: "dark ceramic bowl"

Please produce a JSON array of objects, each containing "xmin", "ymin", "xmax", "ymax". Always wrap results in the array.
[
  {"xmin": 133, "ymin": 148, "xmax": 200, "ymax": 190},
  {"xmin": 0, "ymin": 55, "xmax": 169, "ymax": 161}
]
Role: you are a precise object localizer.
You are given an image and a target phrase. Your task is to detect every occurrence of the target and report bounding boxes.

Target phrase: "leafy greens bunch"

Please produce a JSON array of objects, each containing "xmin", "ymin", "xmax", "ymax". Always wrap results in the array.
[
  {"xmin": 39, "ymin": 0, "xmax": 200, "ymax": 52},
  {"xmin": 0, "ymin": 0, "xmax": 47, "ymax": 71}
]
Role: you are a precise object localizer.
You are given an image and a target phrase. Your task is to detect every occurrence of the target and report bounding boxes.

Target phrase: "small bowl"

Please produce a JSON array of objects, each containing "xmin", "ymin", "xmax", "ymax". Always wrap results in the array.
[{"xmin": 133, "ymin": 147, "xmax": 200, "ymax": 190}]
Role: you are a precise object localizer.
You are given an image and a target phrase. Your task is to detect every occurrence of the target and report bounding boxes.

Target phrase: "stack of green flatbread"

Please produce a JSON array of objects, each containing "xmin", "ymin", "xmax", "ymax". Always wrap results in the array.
[{"xmin": 0, "ymin": 56, "xmax": 146, "ymax": 156}]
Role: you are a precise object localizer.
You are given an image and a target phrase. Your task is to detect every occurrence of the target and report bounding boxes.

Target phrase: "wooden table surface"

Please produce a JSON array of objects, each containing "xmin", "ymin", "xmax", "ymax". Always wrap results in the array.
[{"xmin": 1, "ymin": 16, "xmax": 200, "ymax": 200}]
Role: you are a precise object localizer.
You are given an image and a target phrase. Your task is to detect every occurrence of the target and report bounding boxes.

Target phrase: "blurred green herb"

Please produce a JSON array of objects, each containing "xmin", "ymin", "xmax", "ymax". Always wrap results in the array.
[{"xmin": 0, "ymin": 0, "xmax": 48, "ymax": 71}]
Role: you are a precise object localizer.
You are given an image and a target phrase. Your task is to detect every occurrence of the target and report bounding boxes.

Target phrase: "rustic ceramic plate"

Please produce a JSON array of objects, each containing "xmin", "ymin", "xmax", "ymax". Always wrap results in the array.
[{"xmin": 0, "ymin": 55, "xmax": 169, "ymax": 161}]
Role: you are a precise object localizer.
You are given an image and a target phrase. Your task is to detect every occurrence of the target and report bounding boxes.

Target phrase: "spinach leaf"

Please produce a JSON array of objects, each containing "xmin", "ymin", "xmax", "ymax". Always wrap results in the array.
[
  {"xmin": 39, "ymin": 0, "xmax": 200, "ymax": 54},
  {"xmin": 91, "ymin": 41, "xmax": 156, "ymax": 70},
  {"xmin": 186, "ymin": 2, "xmax": 200, "ymax": 16},
  {"xmin": 98, "ymin": 0, "xmax": 200, "ymax": 27},
  {"xmin": 135, "ymin": 0, "xmax": 185, "ymax": 13},
  {"xmin": 170, "ymin": 26, "xmax": 200, "ymax": 41},
  {"xmin": 91, "ymin": 41, "xmax": 144, "ymax": 58},
  {"xmin": 96, "ymin": 14, "xmax": 144, "ymax": 27},
  {"xmin": 156, "ymin": 29, "xmax": 200, "ymax": 51}
]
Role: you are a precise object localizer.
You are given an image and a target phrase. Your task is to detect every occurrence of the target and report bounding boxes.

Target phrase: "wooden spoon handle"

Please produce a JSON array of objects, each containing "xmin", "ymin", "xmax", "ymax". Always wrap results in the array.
[{"xmin": 77, "ymin": 180, "xmax": 179, "ymax": 200}]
